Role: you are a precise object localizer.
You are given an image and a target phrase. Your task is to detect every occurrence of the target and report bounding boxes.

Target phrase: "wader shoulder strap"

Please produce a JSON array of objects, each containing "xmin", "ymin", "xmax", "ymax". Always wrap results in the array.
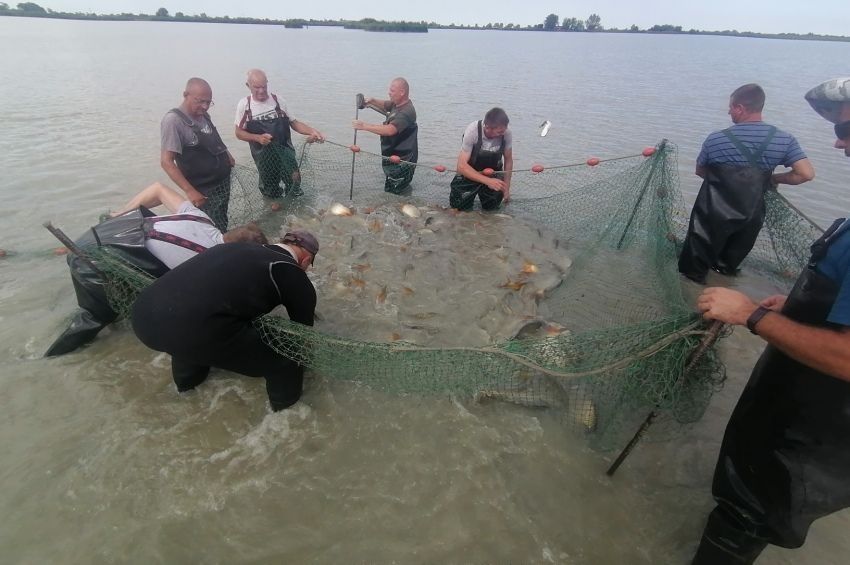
[
  {"xmin": 271, "ymin": 94, "xmax": 287, "ymax": 119},
  {"xmin": 170, "ymin": 107, "xmax": 193, "ymax": 127},
  {"xmin": 469, "ymin": 120, "xmax": 483, "ymax": 165},
  {"xmin": 810, "ymin": 218, "xmax": 849, "ymax": 266},
  {"xmin": 722, "ymin": 126, "xmax": 777, "ymax": 169},
  {"xmin": 143, "ymin": 215, "xmax": 216, "ymax": 255},
  {"xmin": 238, "ymin": 96, "xmax": 252, "ymax": 128}
]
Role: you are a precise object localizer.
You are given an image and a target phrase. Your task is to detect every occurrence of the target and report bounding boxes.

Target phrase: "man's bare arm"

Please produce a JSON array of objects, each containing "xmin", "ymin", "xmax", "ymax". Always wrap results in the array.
[
  {"xmin": 772, "ymin": 158, "xmax": 815, "ymax": 186},
  {"xmin": 111, "ymin": 182, "xmax": 187, "ymax": 216}
]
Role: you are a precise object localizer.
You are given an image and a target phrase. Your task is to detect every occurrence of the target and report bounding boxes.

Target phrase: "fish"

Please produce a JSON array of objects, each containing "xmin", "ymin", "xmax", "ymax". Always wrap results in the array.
[
  {"xmin": 521, "ymin": 261, "xmax": 539, "ymax": 274},
  {"xmin": 368, "ymin": 219, "xmax": 383, "ymax": 233},
  {"xmin": 348, "ymin": 276, "xmax": 366, "ymax": 289},
  {"xmin": 500, "ymin": 278, "xmax": 528, "ymax": 291},
  {"xmin": 389, "ymin": 333, "xmax": 402, "ymax": 341},
  {"xmin": 401, "ymin": 286, "xmax": 415, "ymax": 296},
  {"xmin": 329, "ymin": 203, "xmax": 353, "ymax": 216},
  {"xmin": 539, "ymin": 120, "xmax": 552, "ymax": 137},
  {"xmin": 352, "ymin": 263, "xmax": 371, "ymax": 272},
  {"xmin": 401, "ymin": 204, "xmax": 421, "ymax": 218},
  {"xmin": 376, "ymin": 285, "xmax": 387, "ymax": 304}
]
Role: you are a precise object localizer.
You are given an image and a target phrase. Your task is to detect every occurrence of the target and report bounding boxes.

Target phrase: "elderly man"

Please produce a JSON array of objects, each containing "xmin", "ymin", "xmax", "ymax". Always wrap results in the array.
[
  {"xmin": 161, "ymin": 77, "xmax": 235, "ymax": 231},
  {"xmin": 691, "ymin": 78, "xmax": 850, "ymax": 564},
  {"xmin": 450, "ymin": 107, "xmax": 514, "ymax": 211},
  {"xmin": 353, "ymin": 77, "xmax": 419, "ymax": 194},
  {"xmin": 235, "ymin": 69, "xmax": 325, "ymax": 199},
  {"xmin": 679, "ymin": 83, "xmax": 815, "ymax": 284},
  {"xmin": 44, "ymin": 182, "xmax": 267, "ymax": 357},
  {"xmin": 132, "ymin": 230, "xmax": 319, "ymax": 411}
]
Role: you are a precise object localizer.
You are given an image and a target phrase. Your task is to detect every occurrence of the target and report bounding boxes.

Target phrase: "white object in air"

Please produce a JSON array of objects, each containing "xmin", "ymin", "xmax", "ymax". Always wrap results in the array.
[{"xmin": 539, "ymin": 120, "xmax": 552, "ymax": 137}]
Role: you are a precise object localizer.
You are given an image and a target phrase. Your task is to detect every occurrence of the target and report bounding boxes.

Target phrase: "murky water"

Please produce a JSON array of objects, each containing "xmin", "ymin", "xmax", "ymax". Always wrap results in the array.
[{"xmin": 2, "ymin": 18, "xmax": 850, "ymax": 564}]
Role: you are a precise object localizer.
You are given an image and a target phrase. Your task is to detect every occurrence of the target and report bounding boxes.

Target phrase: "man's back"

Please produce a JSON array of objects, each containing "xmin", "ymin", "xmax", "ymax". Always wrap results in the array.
[{"xmin": 698, "ymin": 122, "xmax": 806, "ymax": 171}]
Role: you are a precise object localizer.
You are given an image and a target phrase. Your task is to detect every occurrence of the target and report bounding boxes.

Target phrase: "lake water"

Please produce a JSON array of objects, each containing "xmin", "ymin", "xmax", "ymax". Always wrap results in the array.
[{"xmin": 1, "ymin": 18, "xmax": 849, "ymax": 564}]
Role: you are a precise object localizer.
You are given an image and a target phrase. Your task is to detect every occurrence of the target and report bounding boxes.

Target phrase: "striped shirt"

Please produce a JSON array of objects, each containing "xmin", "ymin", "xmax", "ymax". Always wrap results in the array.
[
  {"xmin": 696, "ymin": 122, "xmax": 807, "ymax": 171},
  {"xmin": 817, "ymin": 219, "xmax": 850, "ymax": 326}
]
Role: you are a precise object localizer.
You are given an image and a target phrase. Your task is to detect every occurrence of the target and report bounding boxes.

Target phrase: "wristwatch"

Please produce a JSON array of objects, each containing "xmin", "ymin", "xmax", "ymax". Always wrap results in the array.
[{"xmin": 746, "ymin": 306, "xmax": 772, "ymax": 335}]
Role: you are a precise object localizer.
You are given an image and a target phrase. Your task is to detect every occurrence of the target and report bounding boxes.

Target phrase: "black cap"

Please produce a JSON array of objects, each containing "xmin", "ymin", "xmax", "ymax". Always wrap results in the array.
[{"xmin": 282, "ymin": 230, "xmax": 319, "ymax": 256}]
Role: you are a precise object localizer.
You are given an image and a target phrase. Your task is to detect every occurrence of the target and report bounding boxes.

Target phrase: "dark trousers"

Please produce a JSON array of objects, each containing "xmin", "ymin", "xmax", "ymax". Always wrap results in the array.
[
  {"xmin": 199, "ymin": 178, "xmax": 232, "ymax": 232},
  {"xmin": 254, "ymin": 144, "xmax": 301, "ymax": 197},
  {"xmin": 170, "ymin": 325, "xmax": 304, "ymax": 411},
  {"xmin": 382, "ymin": 161, "xmax": 416, "ymax": 194},
  {"xmin": 449, "ymin": 175, "xmax": 504, "ymax": 211}
]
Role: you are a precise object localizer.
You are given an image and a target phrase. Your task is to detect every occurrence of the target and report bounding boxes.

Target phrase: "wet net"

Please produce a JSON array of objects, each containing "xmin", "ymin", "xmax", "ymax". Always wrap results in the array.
[{"xmin": 81, "ymin": 138, "xmax": 819, "ymax": 449}]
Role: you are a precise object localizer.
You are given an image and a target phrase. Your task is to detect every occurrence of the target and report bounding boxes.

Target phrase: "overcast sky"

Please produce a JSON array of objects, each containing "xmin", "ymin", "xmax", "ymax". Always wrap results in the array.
[{"xmin": 17, "ymin": 1, "xmax": 850, "ymax": 36}]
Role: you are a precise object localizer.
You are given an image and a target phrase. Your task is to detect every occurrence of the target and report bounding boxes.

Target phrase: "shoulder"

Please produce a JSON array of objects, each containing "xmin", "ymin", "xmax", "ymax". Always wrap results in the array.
[
  {"xmin": 161, "ymin": 109, "xmax": 185, "ymax": 128},
  {"xmin": 235, "ymin": 96, "xmax": 249, "ymax": 112}
]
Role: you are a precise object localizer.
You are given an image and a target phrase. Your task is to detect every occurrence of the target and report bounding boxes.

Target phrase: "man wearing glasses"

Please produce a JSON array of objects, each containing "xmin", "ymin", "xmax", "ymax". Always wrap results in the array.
[
  {"xmin": 235, "ymin": 68, "xmax": 325, "ymax": 199},
  {"xmin": 161, "ymin": 77, "xmax": 235, "ymax": 231},
  {"xmin": 691, "ymin": 77, "xmax": 850, "ymax": 564},
  {"xmin": 132, "ymin": 229, "xmax": 319, "ymax": 412}
]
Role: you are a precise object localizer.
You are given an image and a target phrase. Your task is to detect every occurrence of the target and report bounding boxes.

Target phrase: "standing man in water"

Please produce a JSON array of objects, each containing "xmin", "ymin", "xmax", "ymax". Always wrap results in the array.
[
  {"xmin": 679, "ymin": 83, "xmax": 814, "ymax": 284},
  {"xmin": 235, "ymin": 69, "xmax": 325, "ymax": 199},
  {"xmin": 450, "ymin": 107, "xmax": 513, "ymax": 211},
  {"xmin": 353, "ymin": 77, "xmax": 419, "ymax": 194},
  {"xmin": 132, "ymin": 230, "xmax": 319, "ymax": 412},
  {"xmin": 161, "ymin": 77, "xmax": 235, "ymax": 231},
  {"xmin": 691, "ymin": 77, "xmax": 850, "ymax": 564}
]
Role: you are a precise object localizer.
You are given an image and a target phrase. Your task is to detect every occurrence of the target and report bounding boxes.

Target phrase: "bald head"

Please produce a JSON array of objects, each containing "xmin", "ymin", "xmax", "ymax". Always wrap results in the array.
[
  {"xmin": 182, "ymin": 77, "xmax": 213, "ymax": 118},
  {"xmin": 245, "ymin": 69, "xmax": 269, "ymax": 102},
  {"xmin": 388, "ymin": 77, "xmax": 410, "ymax": 106},
  {"xmin": 391, "ymin": 77, "xmax": 410, "ymax": 95}
]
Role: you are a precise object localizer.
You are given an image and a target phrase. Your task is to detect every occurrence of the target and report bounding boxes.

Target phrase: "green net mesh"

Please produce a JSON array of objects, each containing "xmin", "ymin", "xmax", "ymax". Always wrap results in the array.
[{"xmin": 82, "ymin": 139, "xmax": 819, "ymax": 449}]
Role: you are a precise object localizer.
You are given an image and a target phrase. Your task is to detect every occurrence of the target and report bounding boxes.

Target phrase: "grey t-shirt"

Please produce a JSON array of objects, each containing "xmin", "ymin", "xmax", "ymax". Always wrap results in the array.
[
  {"xmin": 144, "ymin": 201, "xmax": 225, "ymax": 269},
  {"xmin": 460, "ymin": 121, "xmax": 512, "ymax": 154},
  {"xmin": 161, "ymin": 111, "xmax": 215, "ymax": 155}
]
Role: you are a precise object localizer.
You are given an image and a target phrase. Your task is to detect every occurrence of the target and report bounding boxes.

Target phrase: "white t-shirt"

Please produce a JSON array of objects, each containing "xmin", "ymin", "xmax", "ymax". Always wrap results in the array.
[
  {"xmin": 234, "ymin": 95, "xmax": 294, "ymax": 127},
  {"xmin": 144, "ymin": 202, "xmax": 225, "ymax": 269},
  {"xmin": 460, "ymin": 121, "xmax": 512, "ymax": 154}
]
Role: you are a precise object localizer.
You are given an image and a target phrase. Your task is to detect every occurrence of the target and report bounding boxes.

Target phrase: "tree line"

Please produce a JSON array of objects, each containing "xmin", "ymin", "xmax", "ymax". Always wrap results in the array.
[{"xmin": 2, "ymin": 4, "xmax": 848, "ymax": 42}]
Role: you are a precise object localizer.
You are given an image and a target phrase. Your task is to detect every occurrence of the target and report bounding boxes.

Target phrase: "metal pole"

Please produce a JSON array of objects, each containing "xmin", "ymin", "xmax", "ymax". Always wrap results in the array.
[
  {"xmin": 43, "ymin": 222, "xmax": 104, "ymax": 277},
  {"xmin": 349, "ymin": 94, "xmax": 363, "ymax": 202},
  {"xmin": 606, "ymin": 320, "xmax": 725, "ymax": 476}
]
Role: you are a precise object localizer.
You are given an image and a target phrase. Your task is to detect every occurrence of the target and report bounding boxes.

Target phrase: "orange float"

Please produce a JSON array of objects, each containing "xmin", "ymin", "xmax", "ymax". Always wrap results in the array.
[
  {"xmin": 53, "ymin": 247, "xmax": 69, "ymax": 256},
  {"xmin": 389, "ymin": 155, "xmax": 401, "ymax": 164},
  {"xmin": 531, "ymin": 164, "xmax": 544, "ymax": 174},
  {"xmin": 642, "ymin": 147, "xmax": 656, "ymax": 157},
  {"xmin": 270, "ymin": 202, "xmax": 282, "ymax": 212},
  {"xmin": 350, "ymin": 144, "xmax": 361, "ymax": 153},
  {"xmin": 586, "ymin": 157, "xmax": 600, "ymax": 166},
  {"xmin": 482, "ymin": 168, "xmax": 494, "ymax": 177},
  {"xmin": 434, "ymin": 165, "xmax": 446, "ymax": 173}
]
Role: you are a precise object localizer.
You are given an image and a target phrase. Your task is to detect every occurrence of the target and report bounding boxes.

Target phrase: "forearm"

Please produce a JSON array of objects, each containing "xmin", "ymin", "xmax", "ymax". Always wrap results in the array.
[
  {"xmin": 234, "ymin": 126, "xmax": 264, "ymax": 144},
  {"xmin": 363, "ymin": 123, "xmax": 396, "ymax": 136},
  {"xmin": 458, "ymin": 161, "xmax": 490, "ymax": 184},
  {"xmin": 502, "ymin": 158, "xmax": 513, "ymax": 189},
  {"xmin": 291, "ymin": 120, "xmax": 318, "ymax": 137},
  {"xmin": 755, "ymin": 313, "xmax": 850, "ymax": 382},
  {"xmin": 366, "ymin": 98, "xmax": 390, "ymax": 115},
  {"xmin": 772, "ymin": 170, "xmax": 812, "ymax": 186}
]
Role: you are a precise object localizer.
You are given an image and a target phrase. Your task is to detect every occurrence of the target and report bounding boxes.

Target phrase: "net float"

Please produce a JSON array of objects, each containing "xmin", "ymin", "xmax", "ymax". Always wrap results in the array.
[
  {"xmin": 587, "ymin": 157, "xmax": 600, "ymax": 166},
  {"xmin": 389, "ymin": 155, "xmax": 401, "ymax": 164},
  {"xmin": 270, "ymin": 202, "xmax": 282, "ymax": 212},
  {"xmin": 434, "ymin": 164, "xmax": 446, "ymax": 173},
  {"xmin": 53, "ymin": 247, "xmax": 69, "ymax": 256},
  {"xmin": 350, "ymin": 144, "xmax": 360, "ymax": 153},
  {"xmin": 642, "ymin": 147, "xmax": 656, "ymax": 157},
  {"xmin": 531, "ymin": 164, "xmax": 544, "ymax": 174},
  {"xmin": 482, "ymin": 168, "xmax": 494, "ymax": 177}
]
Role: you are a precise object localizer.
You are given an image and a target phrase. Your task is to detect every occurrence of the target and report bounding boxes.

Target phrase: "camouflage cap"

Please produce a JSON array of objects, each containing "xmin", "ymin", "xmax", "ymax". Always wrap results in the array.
[
  {"xmin": 805, "ymin": 77, "xmax": 850, "ymax": 124},
  {"xmin": 282, "ymin": 229, "xmax": 319, "ymax": 256}
]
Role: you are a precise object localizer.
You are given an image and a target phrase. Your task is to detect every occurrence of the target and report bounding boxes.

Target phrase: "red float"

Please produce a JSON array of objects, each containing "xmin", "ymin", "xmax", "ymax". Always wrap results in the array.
[
  {"xmin": 434, "ymin": 165, "xmax": 446, "ymax": 173},
  {"xmin": 350, "ymin": 144, "xmax": 360, "ymax": 153},
  {"xmin": 270, "ymin": 202, "xmax": 282, "ymax": 212},
  {"xmin": 531, "ymin": 164, "xmax": 544, "ymax": 174},
  {"xmin": 389, "ymin": 155, "xmax": 401, "ymax": 164},
  {"xmin": 642, "ymin": 147, "xmax": 656, "ymax": 157},
  {"xmin": 53, "ymin": 247, "xmax": 69, "ymax": 256},
  {"xmin": 586, "ymin": 157, "xmax": 600, "ymax": 167},
  {"xmin": 482, "ymin": 168, "xmax": 494, "ymax": 177},
  {"xmin": 0, "ymin": 249, "xmax": 7, "ymax": 258}
]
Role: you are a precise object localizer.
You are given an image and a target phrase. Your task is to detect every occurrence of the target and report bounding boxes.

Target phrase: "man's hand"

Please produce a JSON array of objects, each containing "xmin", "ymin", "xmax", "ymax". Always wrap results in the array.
[
  {"xmin": 307, "ymin": 130, "xmax": 325, "ymax": 143},
  {"xmin": 186, "ymin": 188, "xmax": 207, "ymax": 208},
  {"xmin": 760, "ymin": 294, "xmax": 788, "ymax": 312},
  {"xmin": 352, "ymin": 120, "xmax": 365, "ymax": 131},
  {"xmin": 697, "ymin": 287, "xmax": 759, "ymax": 326},
  {"xmin": 256, "ymin": 133, "xmax": 274, "ymax": 146},
  {"xmin": 484, "ymin": 178, "xmax": 506, "ymax": 192},
  {"xmin": 227, "ymin": 152, "xmax": 236, "ymax": 167},
  {"xmin": 503, "ymin": 190, "xmax": 511, "ymax": 204}
]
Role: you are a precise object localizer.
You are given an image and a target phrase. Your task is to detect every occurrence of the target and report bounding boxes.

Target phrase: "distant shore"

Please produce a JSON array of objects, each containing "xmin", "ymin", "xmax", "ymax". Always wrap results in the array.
[{"xmin": 1, "ymin": 5, "xmax": 847, "ymax": 42}]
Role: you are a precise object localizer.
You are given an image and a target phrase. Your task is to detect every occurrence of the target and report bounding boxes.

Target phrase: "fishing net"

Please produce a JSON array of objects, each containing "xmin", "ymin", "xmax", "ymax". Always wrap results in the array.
[{"xmin": 79, "ymin": 139, "xmax": 818, "ymax": 449}]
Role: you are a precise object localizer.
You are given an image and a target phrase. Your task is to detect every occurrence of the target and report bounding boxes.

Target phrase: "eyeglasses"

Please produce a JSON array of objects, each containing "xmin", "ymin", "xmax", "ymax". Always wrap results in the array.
[
  {"xmin": 835, "ymin": 120, "xmax": 850, "ymax": 141},
  {"xmin": 192, "ymin": 97, "xmax": 214, "ymax": 107}
]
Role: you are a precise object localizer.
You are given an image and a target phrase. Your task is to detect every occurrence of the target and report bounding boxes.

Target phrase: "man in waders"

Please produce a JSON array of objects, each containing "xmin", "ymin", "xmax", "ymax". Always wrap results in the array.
[
  {"xmin": 679, "ymin": 83, "xmax": 814, "ymax": 284},
  {"xmin": 44, "ymin": 182, "xmax": 267, "ymax": 357},
  {"xmin": 161, "ymin": 77, "xmax": 235, "ymax": 231},
  {"xmin": 234, "ymin": 69, "xmax": 325, "ymax": 199},
  {"xmin": 691, "ymin": 77, "xmax": 850, "ymax": 564},
  {"xmin": 353, "ymin": 77, "xmax": 418, "ymax": 194},
  {"xmin": 449, "ymin": 107, "xmax": 514, "ymax": 211},
  {"xmin": 131, "ymin": 230, "xmax": 319, "ymax": 412}
]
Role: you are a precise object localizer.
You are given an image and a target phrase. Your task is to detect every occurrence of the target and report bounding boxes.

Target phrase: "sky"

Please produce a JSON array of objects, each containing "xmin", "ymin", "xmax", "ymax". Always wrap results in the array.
[{"xmin": 14, "ymin": 1, "xmax": 850, "ymax": 36}]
